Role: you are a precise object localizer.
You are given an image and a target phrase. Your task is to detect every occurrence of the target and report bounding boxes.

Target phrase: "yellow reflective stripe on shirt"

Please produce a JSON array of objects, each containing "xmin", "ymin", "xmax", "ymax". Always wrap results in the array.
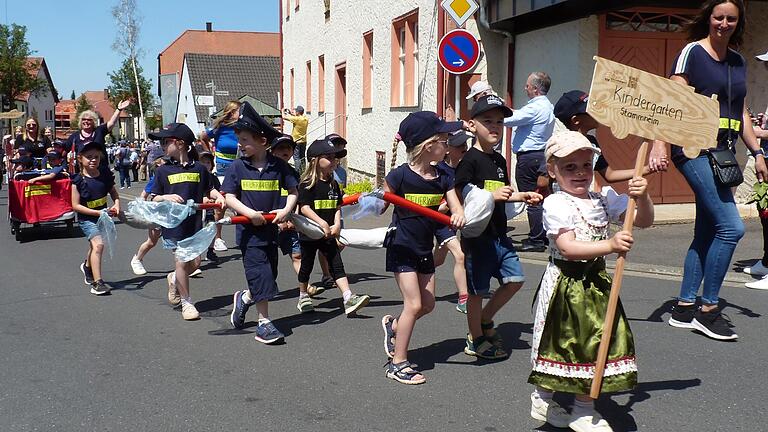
[
  {"xmin": 86, "ymin": 196, "xmax": 108, "ymax": 208},
  {"xmin": 241, "ymin": 179, "xmax": 280, "ymax": 191},
  {"xmin": 280, "ymin": 188, "xmax": 289, "ymax": 197},
  {"xmin": 24, "ymin": 184, "xmax": 51, "ymax": 197},
  {"xmin": 314, "ymin": 199, "xmax": 337, "ymax": 209},
  {"xmin": 484, "ymin": 180, "xmax": 505, "ymax": 192},
  {"xmin": 167, "ymin": 173, "xmax": 201, "ymax": 184},
  {"xmin": 404, "ymin": 193, "xmax": 443, "ymax": 207},
  {"xmin": 719, "ymin": 118, "xmax": 741, "ymax": 131},
  {"xmin": 215, "ymin": 151, "xmax": 237, "ymax": 160}
]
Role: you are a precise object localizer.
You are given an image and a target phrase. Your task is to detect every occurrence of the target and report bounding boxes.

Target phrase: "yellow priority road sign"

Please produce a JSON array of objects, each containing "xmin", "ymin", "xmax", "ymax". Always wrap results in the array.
[
  {"xmin": 587, "ymin": 56, "xmax": 719, "ymax": 159},
  {"xmin": 441, "ymin": 0, "xmax": 479, "ymax": 28}
]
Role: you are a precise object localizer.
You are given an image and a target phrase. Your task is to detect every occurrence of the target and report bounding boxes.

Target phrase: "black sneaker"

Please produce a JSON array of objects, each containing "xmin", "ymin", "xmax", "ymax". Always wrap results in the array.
[
  {"xmin": 692, "ymin": 308, "xmax": 738, "ymax": 341},
  {"xmin": 206, "ymin": 249, "xmax": 218, "ymax": 262},
  {"xmin": 668, "ymin": 303, "xmax": 696, "ymax": 329},
  {"xmin": 80, "ymin": 261, "xmax": 94, "ymax": 285},
  {"xmin": 90, "ymin": 280, "xmax": 110, "ymax": 296}
]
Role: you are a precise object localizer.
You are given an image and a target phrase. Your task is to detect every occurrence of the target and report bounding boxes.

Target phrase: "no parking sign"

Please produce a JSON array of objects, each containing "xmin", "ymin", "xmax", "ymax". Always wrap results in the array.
[{"xmin": 438, "ymin": 29, "xmax": 480, "ymax": 75}]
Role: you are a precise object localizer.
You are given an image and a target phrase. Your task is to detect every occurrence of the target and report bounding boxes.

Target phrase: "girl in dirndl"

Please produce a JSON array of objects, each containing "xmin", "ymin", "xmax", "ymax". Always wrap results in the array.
[{"xmin": 528, "ymin": 131, "xmax": 654, "ymax": 432}]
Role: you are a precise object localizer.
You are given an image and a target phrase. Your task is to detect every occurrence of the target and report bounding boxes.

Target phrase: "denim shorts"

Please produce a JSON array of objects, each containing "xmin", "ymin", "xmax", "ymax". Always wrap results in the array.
[
  {"xmin": 386, "ymin": 245, "xmax": 435, "ymax": 274},
  {"xmin": 162, "ymin": 238, "xmax": 179, "ymax": 250},
  {"xmin": 278, "ymin": 230, "xmax": 301, "ymax": 256},
  {"xmin": 79, "ymin": 220, "xmax": 101, "ymax": 240},
  {"xmin": 434, "ymin": 225, "xmax": 457, "ymax": 248},
  {"xmin": 461, "ymin": 235, "xmax": 525, "ymax": 295}
]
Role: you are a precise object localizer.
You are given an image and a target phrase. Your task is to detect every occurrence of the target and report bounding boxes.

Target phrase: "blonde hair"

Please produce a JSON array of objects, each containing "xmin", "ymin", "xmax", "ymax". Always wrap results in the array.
[
  {"xmin": 390, "ymin": 134, "xmax": 440, "ymax": 170},
  {"xmin": 78, "ymin": 110, "xmax": 99, "ymax": 128},
  {"xmin": 300, "ymin": 157, "xmax": 322, "ymax": 190},
  {"xmin": 22, "ymin": 117, "xmax": 40, "ymax": 141},
  {"xmin": 214, "ymin": 101, "xmax": 242, "ymax": 129}
]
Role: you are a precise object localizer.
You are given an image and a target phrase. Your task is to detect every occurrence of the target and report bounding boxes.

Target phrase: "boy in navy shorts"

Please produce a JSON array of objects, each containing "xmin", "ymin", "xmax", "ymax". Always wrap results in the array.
[
  {"xmin": 269, "ymin": 135, "xmax": 304, "ymax": 279},
  {"xmin": 224, "ymin": 103, "xmax": 298, "ymax": 344},
  {"xmin": 454, "ymin": 95, "xmax": 543, "ymax": 359}
]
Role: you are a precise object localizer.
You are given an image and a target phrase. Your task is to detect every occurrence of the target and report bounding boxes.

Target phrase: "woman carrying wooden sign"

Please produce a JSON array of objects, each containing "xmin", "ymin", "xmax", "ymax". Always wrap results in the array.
[{"xmin": 650, "ymin": 0, "xmax": 768, "ymax": 341}]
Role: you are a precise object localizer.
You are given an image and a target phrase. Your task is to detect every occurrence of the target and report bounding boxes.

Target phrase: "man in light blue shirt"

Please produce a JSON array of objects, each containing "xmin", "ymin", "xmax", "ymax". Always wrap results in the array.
[{"xmin": 504, "ymin": 72, "xmax": 555, "ymax": 252}]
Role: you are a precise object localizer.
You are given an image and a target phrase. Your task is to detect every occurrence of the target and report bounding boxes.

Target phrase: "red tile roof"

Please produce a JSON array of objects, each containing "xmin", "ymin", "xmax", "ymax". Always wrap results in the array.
[
  {"xmin": 16, "ymin": 57, "xmax": 58, "ymax": 103},
  {"xmin": 158, "ymin": 30, "xmax": 280, "ymax": 79}
]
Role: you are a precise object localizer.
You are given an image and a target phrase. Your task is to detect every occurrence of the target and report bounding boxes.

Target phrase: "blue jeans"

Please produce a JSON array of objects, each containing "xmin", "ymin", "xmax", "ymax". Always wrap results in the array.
[
  {"xmin": 117, "ymin": 164, "xmax": 131, "ymax": 188},
  {"xmin": 676, "ymin": 155, "xmax": 745, "ymax": 305},
  {"xmin": 293, "ymin": 142, "xmax": 306, "ymax": 174},
  {"xmin": 515, "ymin": 150, "xmax": 547, "ymax": 244}
]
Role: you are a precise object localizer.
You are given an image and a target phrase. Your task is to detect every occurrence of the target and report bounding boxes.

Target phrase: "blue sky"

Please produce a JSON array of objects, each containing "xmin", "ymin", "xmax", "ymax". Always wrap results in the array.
[{"xmin": 2, "ymin": 0, "xmax": 279, "ymax": 102}]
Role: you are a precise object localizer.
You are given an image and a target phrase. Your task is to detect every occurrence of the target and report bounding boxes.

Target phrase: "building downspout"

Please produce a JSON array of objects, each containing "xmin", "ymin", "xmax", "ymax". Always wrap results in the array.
[
  {"xmin": 477, "ymin": 0, "xmax": 515, "ymax": 173},
  {"xmin": 436, "ymin": 3, "xmax": 445, "ymax": 117},
  {"xmin": 279, "ymin": 0, "xmax": 284, "ymax": 111}
]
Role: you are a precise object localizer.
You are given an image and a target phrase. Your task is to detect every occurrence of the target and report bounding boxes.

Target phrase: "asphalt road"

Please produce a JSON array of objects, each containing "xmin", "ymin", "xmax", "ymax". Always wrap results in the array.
[{"xmin": 0, "ymin": 184, "xmax": 765, "ymax": 431}]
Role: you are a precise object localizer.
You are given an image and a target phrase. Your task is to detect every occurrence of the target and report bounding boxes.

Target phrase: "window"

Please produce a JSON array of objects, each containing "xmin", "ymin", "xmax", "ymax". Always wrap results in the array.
[
  {"xmin": 306, "ymin": 61, "xmax": 312, "ymax": 113},
  {"xmin": 290, "ymin": 68, "xmax": 295, "ymax": 109},
  {"xmin": 391, "ymin": 10, "xmax": 419, "ymax": 107},
  {"xmin": 285, "ymin": 0, "xmax": 290, "ymax": 20},
  {"xmin": 295, "ymin": 0, "xmax": 299, "ymax": 11},
  {"xmin": 362, "ymin": 31, "xmax": 374, "ymax": 109},
  {"xmin": 318, "ymin": 55, "xmax": 325, "ymax": 113}
]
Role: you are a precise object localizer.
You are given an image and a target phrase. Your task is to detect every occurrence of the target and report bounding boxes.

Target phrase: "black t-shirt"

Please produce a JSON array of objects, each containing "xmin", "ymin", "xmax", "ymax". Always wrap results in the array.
[
  {"xmin": 151, "ymin": 160, "xmax": 215, "ymax": 241},
  {"xmin": 386, "ymin": 163, "xmax": 453, "ymax": 255},
  {"xmin": 72, "ymin": 170, "xmax": 115, "ymax": 222},
  {"xmin": 65, "ymin": 124, "xmax": 111, "ymax": 169},
  {"xmin": 454, "ymin": 147, "xmax": 510, "ymax": 237},
  {"xmin": 15, "ymin": 135, "xmax": 50, "ymax": 158},
  {"xmin": 670, "ymin": 42, "xmax": 747, "ymax": 165},
  {"xmin": 298, "ymin": 177, "xmax": 342, "ymax": 240}
]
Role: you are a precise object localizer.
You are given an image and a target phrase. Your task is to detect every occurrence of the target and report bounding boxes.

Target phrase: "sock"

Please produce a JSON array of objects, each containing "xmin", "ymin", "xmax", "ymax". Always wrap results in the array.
[
  {"xmin": 342, "ymin": 290, "xmax": 353, "ymax": 302},
  {"xmin": 258, "ymin": 317, "xmax": 270, "ymax": 325},
  {"xmin": 458, "ymin": 293, "xmax": 469, "ymax": 303},
  {"xmin": 572, "ymin": 399, "xmax": 594, "ymax": 417},
  {"xmin": 299, "ymin": 292, "xmax": 309, "ymax": 299},
  {"xmin": 242, "ymin": 290, "xmax": 253, "ymax": 304},
  {"xmin": 534, "ymin": 388, "xmax": 554, "ymax": 401},
  {"xmin": 181, "ymin": 296, "xmax": 193, "ymax": 306}
]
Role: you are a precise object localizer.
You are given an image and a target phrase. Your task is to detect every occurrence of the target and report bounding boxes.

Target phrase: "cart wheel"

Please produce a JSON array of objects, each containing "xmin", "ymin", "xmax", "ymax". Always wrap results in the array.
[
  {"xmin": 15, "ymin": 227, "xmax": 21, "ymax": 241},
  {"xmin": 10, "ymin": 221, "xmax": 19, "ymax": 236}
]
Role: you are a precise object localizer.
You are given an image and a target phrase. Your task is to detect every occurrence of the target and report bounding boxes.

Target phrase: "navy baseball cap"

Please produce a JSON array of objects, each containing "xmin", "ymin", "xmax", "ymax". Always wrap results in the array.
[
  {"xmin": 148, "ymin": 123, "xmax": 196, "ymax": 145},
  {"xmin": 271, "ymin": 134, "xmax": 297, "ymax": 150},
  {"xmin": 306, "ymin": 138, "xmax": 347, "ymax": 159},
  {"xmin": 554, "ymin": 90, "xmax": 589, "ymax": 125},
  {"xmin": 325, "ymin": 133, "xmax": 347, "ymax": 146},
  {"xmin": 448, "ymin": 130, "xmax": 471, "ymax": 147},
  {"xmin": 469, "ymin": 95, "xmax": 513, "ymax": 119},
  {"xmin": 12, "ymin": 155, "xmax": 34, "ymax": 166},
  {"xmin": 234, "ymin": 102, "xmax": 282, "ymax": 144},
  {"xmin": 46, "ymin": 151, "xmax": 61, "ymax": 160},
  {"xmin": 80, "ymin": 141, "xmax": 106, "ymax": 155},
  {"xmin": 398, "ymin": 111, "xmax": 463, "ymax": 148}
]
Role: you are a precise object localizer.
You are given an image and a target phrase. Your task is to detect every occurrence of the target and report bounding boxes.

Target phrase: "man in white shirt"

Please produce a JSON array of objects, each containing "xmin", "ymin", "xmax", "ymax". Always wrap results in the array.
[{"xmin": 504, "ymin": 72, "xmax": 555, "ymax": 252}]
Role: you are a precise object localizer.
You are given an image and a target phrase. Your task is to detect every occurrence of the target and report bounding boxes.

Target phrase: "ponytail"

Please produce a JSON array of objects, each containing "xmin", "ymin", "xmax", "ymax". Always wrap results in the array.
[
  {"xmin": 187, "ymin": 143, "xmax": 199, "ymax": 161},
  {"xmin": 390, "ymin": 133, "xmax": 401, "ymax": 171}
]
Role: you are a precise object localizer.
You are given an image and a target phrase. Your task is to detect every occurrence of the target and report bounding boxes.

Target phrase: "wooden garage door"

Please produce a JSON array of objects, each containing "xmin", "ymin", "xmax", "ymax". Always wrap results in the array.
[{"xmin": 597, "ymin": 9, "xmax": 696, "ymax": 203}]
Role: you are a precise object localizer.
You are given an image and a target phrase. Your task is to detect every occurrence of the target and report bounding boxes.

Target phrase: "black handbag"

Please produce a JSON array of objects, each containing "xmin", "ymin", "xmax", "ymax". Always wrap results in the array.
[{"xmin": 707, "ymin": 64, "xmax": 743, "ymax": 187}]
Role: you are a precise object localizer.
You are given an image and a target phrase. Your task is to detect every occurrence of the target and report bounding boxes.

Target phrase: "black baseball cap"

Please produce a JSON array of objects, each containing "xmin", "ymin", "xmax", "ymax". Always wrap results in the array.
[
  {"xmin": 234, "ymin": 102, "xmax": 282, "ymax": 144},
  {"xmin": 448, "ymin": 130, "xmax": 471, "ymax": 147},
  {"xmin": 148, "ymin": 122, "xmax": 196, "ymax": 145},
  {"xmin": 469, "ymin": 95, "xmax": 513, "ymax": 119},
  {"xmin": 306, "ymin": 138, "xmax": 347, "ymax": 159},
  {"xmin": 80, "ymin": 141, "xmax": 106, "ymax": 155},
  {"xmin": 46, "ymin": 151, "xmax": 61, "ymax": 160},
  {"xmin": 398, "ymin": 111, "xmax": 463, "ymax": 148},
  {"xmin": 12, "ymin": 155, "xmax": 33, "ymax": 166},
  {"xmin": 325, "ymin": 133, "xmax": 347, "ymax": 146},
  {"xmin": 554, "ymin": 90, "xmax": 589, "ymax": 125},
  {"xmin": 271, "ymin": 134, "xmax": 297, "ymax": 150}
]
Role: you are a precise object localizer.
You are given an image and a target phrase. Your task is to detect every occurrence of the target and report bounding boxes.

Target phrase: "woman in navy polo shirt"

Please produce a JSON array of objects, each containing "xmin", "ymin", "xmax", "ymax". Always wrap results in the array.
[
  {"xmin": 149, "ymin": 123, "xmax": 225, "ymax": 321},
  {"xmin": 71, "ymin": 141, "xmax": 121, "ymax": 296},
  {"xmin": 650, "ymin": 0, "xmax": 768, "ymax": 341}
]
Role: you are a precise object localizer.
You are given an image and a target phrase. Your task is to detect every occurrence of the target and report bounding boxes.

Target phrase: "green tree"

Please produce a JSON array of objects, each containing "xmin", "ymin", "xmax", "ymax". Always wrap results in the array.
[
  {"xmin": 107, "ymin": 57, "xmax": 153, "ymax": 119},
  {"xmin": 70, "ymin": 90, "xmax": 75, "ymax": 100},
  {"xmin": 0, "ymin": 24, "xmax": 47, "ymax": 111}
]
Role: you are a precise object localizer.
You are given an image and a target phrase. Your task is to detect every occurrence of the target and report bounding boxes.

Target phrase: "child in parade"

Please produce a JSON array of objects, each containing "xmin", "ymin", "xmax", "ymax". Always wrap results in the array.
[
  {"xmin": 149, "ymin": 123, "xmax": 225, "ymax": 321},
  {"xmin": 454, "ymin": 95, "xmax": 543, "ymax": 360},
  {"xmin": 380, "ymin": 112, "xmax": 466, "ymax": 385},
  {"xmin": 268, "ymin": 135, "xmax": 304, "ymax": 282},
  {"xmin": 71, "ymin": 142, "xmax": 120, "ymax": 296},
  {"xmin": 296, "ymin": 138, "xmax": 370, "ymax": 316},
  {"xmin": 28, "ymin": 152, "xmax": 68, "ymax": 184},
  {"xmin": 199, "ymin": 151, "xmax": 225, "ymax": 263},
  {"xmin": 434, "ymin": 130, "xmax": 471, "ymax": 314},
  {"xmin": 528, "ymin": 131, "xmax": 653, "ymax": 431},
  {"xmin": 130, "ymin": 157, "xmax": 166, "ymax": 276},
  {"xmin": 224, "ymin": 103, "xmax": 297, "ymax": 344}
]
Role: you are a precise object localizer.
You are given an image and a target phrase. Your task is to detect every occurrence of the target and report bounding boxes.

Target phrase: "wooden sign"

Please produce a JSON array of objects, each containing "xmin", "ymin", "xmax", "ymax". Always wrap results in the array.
[{"xmin": 587, "ymin": 56, "xmax": 719, "ymax": 158}]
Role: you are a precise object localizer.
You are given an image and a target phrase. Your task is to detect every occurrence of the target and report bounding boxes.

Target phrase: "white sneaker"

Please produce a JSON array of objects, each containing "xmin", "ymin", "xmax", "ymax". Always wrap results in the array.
[
  {"xmin": 189, "ymin": 268, "xmax": 203, "ymax": 277},
  {"xmin": 745, "ymin": 274, "xmax": 768, "ymax": 290},
  {"xmin": 743, "ymin": 261, "xmax": 768, "ymax": 277},
  {"xmin": 213, "ymin": 238, "xmax": 228, "ymax": 251},
  {"xmin": 167, "ymin": 272, "xmax": 181, "ymax": 307},
  {"xmin": 530, "ymin": 392, "xmax": 570, "ymax": 428},
  {"xmin": 181, "ymin": 302, "xmax": 200, "ymax": 320},
  {"xmin": 569, "ymin": 412, "xmax": 613, "ymax": 432},
  {"xmin": 130, "ymin": 255, "xmax": 147, "ymax": 275}
]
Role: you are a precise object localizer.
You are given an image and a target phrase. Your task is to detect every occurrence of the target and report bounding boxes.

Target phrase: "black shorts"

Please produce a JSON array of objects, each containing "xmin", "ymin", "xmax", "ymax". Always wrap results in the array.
[{"xmin": 385, "ymin": 245, "xmax": 435, "ymax": 274}]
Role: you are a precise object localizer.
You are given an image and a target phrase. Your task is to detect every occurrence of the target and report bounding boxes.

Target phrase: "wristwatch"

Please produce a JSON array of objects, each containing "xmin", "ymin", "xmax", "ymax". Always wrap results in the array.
[{"xmin": 751, "ymin": 148, "xmax": 765, "ymax": 157}]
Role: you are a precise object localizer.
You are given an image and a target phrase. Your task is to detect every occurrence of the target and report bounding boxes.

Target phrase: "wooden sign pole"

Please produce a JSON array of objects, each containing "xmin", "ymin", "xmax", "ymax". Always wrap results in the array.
[{"xmin": 589, "ymin": 139, "xmax": 648, "ymax": 399}]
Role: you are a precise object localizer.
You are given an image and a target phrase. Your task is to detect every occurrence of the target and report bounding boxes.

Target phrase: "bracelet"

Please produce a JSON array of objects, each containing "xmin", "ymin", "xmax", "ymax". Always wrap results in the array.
[{"xmin": 751, "ymin": 148, "xmax": 765, "ymax": 157}]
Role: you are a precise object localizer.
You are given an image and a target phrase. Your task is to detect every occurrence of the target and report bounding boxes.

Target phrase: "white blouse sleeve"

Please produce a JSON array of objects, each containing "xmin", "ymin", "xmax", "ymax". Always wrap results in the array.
[
  {"xmin": 601, "ymin": 186, "xmax": 629, "ymax": 223},
  {"xmin": 543, "ymin": 194, "xmax": 576, "ymax": 236}
]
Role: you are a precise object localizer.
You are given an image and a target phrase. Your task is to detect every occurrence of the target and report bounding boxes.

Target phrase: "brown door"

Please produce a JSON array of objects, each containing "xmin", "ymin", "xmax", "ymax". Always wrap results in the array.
[
  {"xmin": 597, "ymin": 9, "xmax": 695, "ymax": 203},
  {"xmin": 335, "ymin": 63, "xmax": 347, "ymax": 137}
]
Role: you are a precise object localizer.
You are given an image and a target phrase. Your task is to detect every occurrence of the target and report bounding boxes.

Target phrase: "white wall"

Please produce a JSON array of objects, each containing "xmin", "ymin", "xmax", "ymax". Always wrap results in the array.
[
  {"xmin": 743, "ymin": 2, "xmax": 768, "ymax": 115},
  {"xmin": 26, "ymin": 68, "xmax": 56, "ymax": 132},
  {"xmin": 512, "ymin": 16, "xmax": 598, "ymax": 108},
  {"xmin": 282, "ymin": 0, "xmax": 440, "ymax": 177},
  {"xmin": 175, "ymin": 60, "xmax": 202, "ymax": 136}
]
